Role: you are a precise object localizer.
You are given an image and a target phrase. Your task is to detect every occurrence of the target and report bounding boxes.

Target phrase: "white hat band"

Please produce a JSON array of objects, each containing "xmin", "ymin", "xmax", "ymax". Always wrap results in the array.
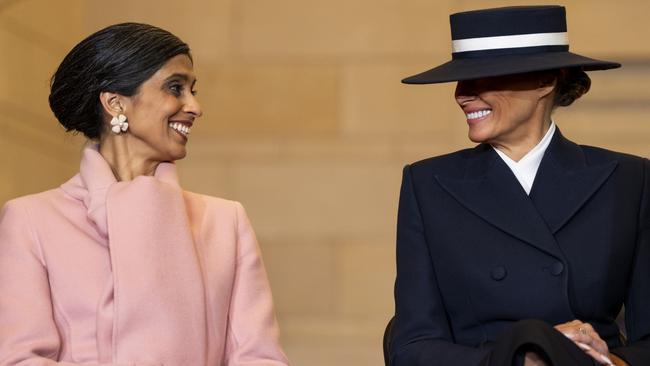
[{"xmin": 452, "ymin": 32, "xmax": 569, "ymax": 53}]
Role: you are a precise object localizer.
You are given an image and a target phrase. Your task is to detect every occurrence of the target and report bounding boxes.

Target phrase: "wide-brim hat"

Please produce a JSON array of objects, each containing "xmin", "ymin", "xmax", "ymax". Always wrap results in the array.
[{"xmin": 403, "ymin": 5, "xmax": 620, "ymax": 84}]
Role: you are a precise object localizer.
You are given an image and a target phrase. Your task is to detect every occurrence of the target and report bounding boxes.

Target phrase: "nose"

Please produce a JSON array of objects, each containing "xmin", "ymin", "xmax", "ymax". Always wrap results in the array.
[
  {"xmin": 455, "ymin": 80, "xmax": 477, "ymax": 106},
  {"xmin": 184, "ymin": 93, "xmax": 203, "ymax": 118}
]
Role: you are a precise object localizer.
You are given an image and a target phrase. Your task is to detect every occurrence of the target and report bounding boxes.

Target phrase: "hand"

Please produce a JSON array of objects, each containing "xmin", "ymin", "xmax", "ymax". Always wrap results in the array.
[
  {"xmin": 524, "ymin": 351, "xmax": 549, "ymax": 366},
  {"xmin": 554, "ymin": 320, "xmax": 613, "ymax": 365}
]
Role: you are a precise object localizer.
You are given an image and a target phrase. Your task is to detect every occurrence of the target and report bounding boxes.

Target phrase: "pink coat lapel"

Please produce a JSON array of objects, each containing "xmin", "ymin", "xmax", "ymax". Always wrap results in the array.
[{"xmin": 77, "ymin": 145, "xmax": 208, "ymax": 365}]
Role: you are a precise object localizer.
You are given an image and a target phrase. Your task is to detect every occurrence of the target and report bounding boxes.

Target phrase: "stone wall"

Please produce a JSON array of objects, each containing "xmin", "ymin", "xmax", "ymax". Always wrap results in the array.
[{"xmin": 2, "ymin": 1, "xmax": 650, "ymax": 365}]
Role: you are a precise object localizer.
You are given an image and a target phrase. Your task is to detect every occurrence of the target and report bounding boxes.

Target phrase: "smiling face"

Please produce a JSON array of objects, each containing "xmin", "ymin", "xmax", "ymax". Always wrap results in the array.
[
  {"xmin": 455, "ymin": 72, "xmax": 555, "ymax": 149},
  {"xmin": 118, "ymin": 54, "xmax": 202, "ymax": 162}
]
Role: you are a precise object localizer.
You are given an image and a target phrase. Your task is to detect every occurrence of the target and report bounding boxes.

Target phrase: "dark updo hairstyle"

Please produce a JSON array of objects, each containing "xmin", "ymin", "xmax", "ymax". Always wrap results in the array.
[
  {"xmin": 49, "ymin": 23, "xmax": 191, "ymax": 139},
  {"xmin": 553, "ymin": 68, "xmax": 591, "ymax": 108}
]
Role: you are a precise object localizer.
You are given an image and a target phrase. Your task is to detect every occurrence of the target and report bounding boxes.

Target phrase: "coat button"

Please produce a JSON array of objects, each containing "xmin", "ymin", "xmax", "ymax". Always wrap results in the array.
[
  {"xmin": 490, "ymin": 266, "xmax": 507, "ymax": 281},
  {"xmin": 551, "ymin": 262, "xmax": 564, "ymax": 276}
]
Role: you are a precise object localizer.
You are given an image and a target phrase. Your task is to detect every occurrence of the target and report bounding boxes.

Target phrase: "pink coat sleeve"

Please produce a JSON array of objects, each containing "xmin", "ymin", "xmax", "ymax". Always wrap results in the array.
[
  {"xmin": 223, "ymin": 203, "xmax": 289, "ymax": 366},
  {"xmin": 0, "ymin": 201, "xmax": 151, "ymax": 366}
]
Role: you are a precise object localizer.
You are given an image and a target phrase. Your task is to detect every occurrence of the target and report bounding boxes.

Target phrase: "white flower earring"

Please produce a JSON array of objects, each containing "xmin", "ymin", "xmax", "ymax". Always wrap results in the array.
[{"xmin": 110, "ymin": 114, "xmax": 128, "ymax": 134}]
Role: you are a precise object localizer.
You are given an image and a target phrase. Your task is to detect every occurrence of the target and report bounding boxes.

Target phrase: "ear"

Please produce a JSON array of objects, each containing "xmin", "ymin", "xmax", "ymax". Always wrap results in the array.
[
  {"xmin": 99, "ymin": 91, "xmax": 126, "ymax": 118},
  {"xmin": 537, "ymin": 74, "xmax": 557, "ymax": 99}
]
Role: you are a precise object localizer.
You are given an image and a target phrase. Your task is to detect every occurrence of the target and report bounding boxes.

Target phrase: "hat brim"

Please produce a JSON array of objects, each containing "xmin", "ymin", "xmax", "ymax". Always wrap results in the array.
[{"xmin": 402, "ymin": 52, "xmax": 620, "ymax": 84}]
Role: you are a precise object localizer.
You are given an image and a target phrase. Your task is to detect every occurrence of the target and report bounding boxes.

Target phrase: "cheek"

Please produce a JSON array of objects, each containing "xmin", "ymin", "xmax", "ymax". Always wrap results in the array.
[
  {"xmin": 496, "ymin": 95, "xmax": 535, "ymax": 125},
  {"xmin": 514, "ymin": 99, "xmax": 538, "ymax": 121},
  {"xmin": 139, "ymin": 94, "xmax": 180, "ymax": 116},
  {"xmin": 162, "ymin": 98, "xmax": 181, "ymax": 113},
  {"xmin": 151, "ymin": 98, "xmax": 179, "ymax": 118}
]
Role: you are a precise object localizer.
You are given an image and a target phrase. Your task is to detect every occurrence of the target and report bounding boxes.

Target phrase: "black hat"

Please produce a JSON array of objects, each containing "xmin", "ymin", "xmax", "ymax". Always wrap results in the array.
[{"xmin": 402, "ymin": 5, "xmax": 620, "ymax": 84}]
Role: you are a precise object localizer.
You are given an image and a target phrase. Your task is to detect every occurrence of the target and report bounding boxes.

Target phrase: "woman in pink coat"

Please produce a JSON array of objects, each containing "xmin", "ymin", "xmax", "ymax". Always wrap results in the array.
[{"xmin": 0, "ymin": 23, "xmax": 289, "ymax": 366}]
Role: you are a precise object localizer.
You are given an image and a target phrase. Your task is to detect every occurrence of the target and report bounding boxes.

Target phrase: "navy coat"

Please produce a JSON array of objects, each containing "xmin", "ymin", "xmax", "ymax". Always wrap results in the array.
[{"xmin": 390, "ymin": 129, "xmax": 650, "ymax": 365}]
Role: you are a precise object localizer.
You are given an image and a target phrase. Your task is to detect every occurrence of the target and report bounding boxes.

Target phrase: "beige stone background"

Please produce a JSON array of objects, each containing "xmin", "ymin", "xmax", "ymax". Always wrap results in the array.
[{"xmin": 1, "ymin": 0, "xmax": 650, "ymax": 365}]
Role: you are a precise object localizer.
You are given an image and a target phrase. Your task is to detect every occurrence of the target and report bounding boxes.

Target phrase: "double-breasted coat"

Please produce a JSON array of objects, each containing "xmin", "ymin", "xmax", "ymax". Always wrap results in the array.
[{"xmin": 390, "ymin": 129, "xmax": 650, "ymax": 365}]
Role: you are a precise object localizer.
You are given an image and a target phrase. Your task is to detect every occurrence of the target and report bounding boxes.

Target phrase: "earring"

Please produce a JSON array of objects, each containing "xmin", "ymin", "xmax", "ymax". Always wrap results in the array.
[{"xmin": 110, "ymin": 114, "xmax": 128, "ymax": 134}]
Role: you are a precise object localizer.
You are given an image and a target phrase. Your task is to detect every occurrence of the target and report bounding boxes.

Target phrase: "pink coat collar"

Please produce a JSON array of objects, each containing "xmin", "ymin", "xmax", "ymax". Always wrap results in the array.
[
  {"xmin": 60, "ymin": 145, "xmax": 208, "ymax": 365},
  {"xmin": 62, "ymin": 145, "xmax": 180, "ymax": 239}
]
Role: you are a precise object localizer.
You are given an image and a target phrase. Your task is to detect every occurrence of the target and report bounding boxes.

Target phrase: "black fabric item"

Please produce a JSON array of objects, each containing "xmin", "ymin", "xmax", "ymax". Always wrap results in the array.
[
  {"xmin": 480, "ymin": 319, "xmax": 596, "ymax": 366},
  {"xmin": 403, "ymin": 51, "xmax": 619, "ymax": 84},
  {"xmin": 402, "ymin": 5, "xmax": 620, "ymax": 84},
  {"xmin": 451, "ymin": 6, "xmax": 567, "ymax": 39}
]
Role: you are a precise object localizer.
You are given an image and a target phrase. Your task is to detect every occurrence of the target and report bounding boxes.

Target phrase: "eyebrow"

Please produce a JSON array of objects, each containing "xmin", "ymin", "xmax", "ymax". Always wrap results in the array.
[{"xmin": 164, "ymin": 73, "xmax": 197, "ymax": 85}]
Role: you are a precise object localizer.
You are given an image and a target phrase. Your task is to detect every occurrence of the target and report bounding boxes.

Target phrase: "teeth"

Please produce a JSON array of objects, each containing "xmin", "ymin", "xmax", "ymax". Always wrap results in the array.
[
  {"xmin": 466, "ymin": 110, "xmax": 492, "ymax": 120},
  {"xmin": 168, "ymin": 122, "xmax": 191, "ymax": 136}
]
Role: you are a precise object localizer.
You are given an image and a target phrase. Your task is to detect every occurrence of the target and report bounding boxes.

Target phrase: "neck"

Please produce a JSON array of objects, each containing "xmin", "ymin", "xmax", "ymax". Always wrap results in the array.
[
  {"xmin": 491, "ymin": 103, "xmax": 554, "ymax": 162},
  {"xmin": 99, "ymin": 134, "xmax": 159, "ymax": 181},
  {"xmin": 492, "ymin": 121, "xmax": 552, "ymax": 161}
]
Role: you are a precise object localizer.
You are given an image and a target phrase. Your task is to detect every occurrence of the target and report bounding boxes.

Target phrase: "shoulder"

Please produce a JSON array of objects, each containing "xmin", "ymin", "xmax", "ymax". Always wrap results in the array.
[
  {"xmin": 181, "ymin": 192, "xmax": 258, "ymax": 247},
  {"xmin": 183, "ymin": 191, "xmax": 242, "ymax": 212},
  {"xmin": 182, "ymin": 191, "xmax": 250, "ymax": 224},
  {"xmin": 0, "ymin": 191, "xmax": 63, "ymax": 260},
  {"xmin": 1, "ymin": 188, "xmax": 66, "ymax": 218},
  {"xmin": 579, "ymin": 144, "xmax": 646, "ymax": 164},
  {"xmin": 552, "ymin": 129, "xmax": 644, "ymax": 166},
  {"xmin": 407, "ymin": 145, "xmax": 485, "ymax": 179},
  {"xmin": 577, "ymin": 144, "xmax": 648, "ymax": 175}
]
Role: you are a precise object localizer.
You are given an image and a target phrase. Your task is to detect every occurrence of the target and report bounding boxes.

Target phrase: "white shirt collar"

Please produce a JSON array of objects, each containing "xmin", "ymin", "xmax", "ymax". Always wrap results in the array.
[{"xmin": 493, "ymin": 122, "xmax": 556, "ymax": 195}]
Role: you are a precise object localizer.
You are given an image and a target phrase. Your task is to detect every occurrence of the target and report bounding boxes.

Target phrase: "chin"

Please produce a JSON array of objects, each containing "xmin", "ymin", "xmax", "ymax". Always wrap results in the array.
[
  {"xmin": 467, "ymin": 130, "xmax": 490, "ymax": 144},
  {"xmin": 467, "ymin": 120, "xmax": 501, "ymax": 144},
  {"xmin": 172, "ymin": 151, "xmax": 187, "ymax": 161},
  {"xmin": 165, "ymin": 147, "xmax": 187, "ymax": 162}
]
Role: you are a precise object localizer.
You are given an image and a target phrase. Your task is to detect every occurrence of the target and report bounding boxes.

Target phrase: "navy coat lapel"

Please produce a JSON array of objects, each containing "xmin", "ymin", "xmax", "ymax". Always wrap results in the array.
[
  {"xmin": 434, "ymin": 144, "xmax": 562, "ymax": 259},
  {"xmin": 529, "ymin": 130, "xmax": 617, "ymax": 233},
  {"xmin": 434, "ymin": 129, "xmax": 618, "ymax": 258}
]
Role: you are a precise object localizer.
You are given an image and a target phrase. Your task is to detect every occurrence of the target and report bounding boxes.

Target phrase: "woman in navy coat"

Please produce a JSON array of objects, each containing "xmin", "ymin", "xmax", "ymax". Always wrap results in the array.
[{"xmin": 389, "ymin": 6, "xmax": 650, "ymax": 366}]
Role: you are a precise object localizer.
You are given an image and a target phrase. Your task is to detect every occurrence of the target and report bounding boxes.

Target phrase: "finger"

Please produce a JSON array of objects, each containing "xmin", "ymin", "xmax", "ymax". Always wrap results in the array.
[
  {"xmin": 569, "ymin": 323, "xmax": 609, "ymax": 356},
  {"xmin": 576, "ymin": 342, "xmax": 614, "ymax": 365},
  {"xmin": 560, "ymin": 325, "xmax": 598, "ymax": 345},
  {"xmin": 561, "ymin": 331, "xmax": 611, "ymax": 363},
  {"xmin": 555, "ymin": 321, "xmax": 611, "ymax": 360},
  {"xmin": 554, "ymin": 319, "xmax": 582, "ymax": 330},
  {"xmin": 554, "ymin": 321, "xmax": 586, "ymax": 335},
  {"xmin": 559, "ymin": 328, "xmax": 592, "ymax": 345},
  {"xmin": 591, "ymin": 337, "xmax": 610, "ymax": 358},
  {"xmin": 581, "ymin": 323, "xmax": 596, "ymax": 333},
  {"xmin": 581, "ymin": 323, "xmax": 610, "ymax": 356}
]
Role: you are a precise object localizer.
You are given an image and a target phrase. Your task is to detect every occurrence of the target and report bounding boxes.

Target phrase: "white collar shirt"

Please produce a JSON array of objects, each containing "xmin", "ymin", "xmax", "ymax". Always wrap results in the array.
[{"xmin": 492, "ymin": 122, "xmax": 556, "ymax": 195}]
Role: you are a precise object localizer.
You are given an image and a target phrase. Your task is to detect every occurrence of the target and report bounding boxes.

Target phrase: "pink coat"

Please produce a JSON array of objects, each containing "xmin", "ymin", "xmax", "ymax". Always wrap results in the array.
[{"xmin": 0, "ymin": 146, "xmax": 289, "ymax": 366}]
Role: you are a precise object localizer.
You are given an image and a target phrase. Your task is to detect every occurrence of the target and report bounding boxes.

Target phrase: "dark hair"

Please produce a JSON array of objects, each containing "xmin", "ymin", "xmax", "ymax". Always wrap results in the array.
[
  {"xmin": 553, "ymin": 68, "xmax": 591, "ymax": 107},
  {"xmin": 49, "ymin": 23, "xmax": 191, "ymax": 139}
]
